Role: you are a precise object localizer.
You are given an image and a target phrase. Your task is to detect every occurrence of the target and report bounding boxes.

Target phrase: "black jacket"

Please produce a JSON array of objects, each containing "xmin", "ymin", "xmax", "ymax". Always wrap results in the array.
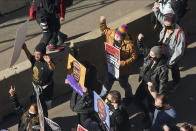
[
  {"xmin": 70, "ymin": 90, "xmax": 94, "ymax": 114},
  {"xmin": 10, "ymin": 94, "xmax": 40, "ymax": 131},
  {"xmin": 110, "ymin": 105, "xmax": 130, "ymax": 131},
  {"xmin": 139, "ymin": 55, "xmax": 169, "ymax": 94},
  {"xmin": 35, "ymin": 0, "xmax": 60, "ymax": 18}
]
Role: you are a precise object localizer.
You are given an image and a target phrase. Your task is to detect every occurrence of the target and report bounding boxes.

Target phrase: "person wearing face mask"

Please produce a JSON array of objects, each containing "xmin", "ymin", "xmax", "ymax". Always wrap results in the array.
[
  {"xmin": 147, "ymin": 86, "xmax": 177, "ymax": 131},
  {"xmin": 8, "ymin": 85, "xmax": 41, "ymax": 131},
  {"xmin": 152, "ymin": 2, "xmax": 186, "ymax": 91},
  {"xmin": 99, "ymin": 16, "xmax": 137, "ymax": 104},
  {"xmin": 134, "ymin": 46, "xmax": 168, "ymax": 131},
  {"xmin": 105, "ymin": 90, "xmax": 130, "ymax": 131}
]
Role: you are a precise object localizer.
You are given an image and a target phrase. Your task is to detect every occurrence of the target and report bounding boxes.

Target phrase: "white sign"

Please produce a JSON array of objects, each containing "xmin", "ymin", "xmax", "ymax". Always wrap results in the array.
[
  {"xmin": 10, "ymin": 20, "xmax": 28, "ymax": 67},
  {"xmin": 105, "ymin": 42, "xmax": 120, "ymax": 79}
]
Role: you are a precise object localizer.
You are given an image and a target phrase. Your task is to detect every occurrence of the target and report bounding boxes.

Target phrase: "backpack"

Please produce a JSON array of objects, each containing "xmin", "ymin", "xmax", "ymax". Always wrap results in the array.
[
  {"xmin": 171, "ymin": 0, "xmax": 189, "ymax": 18},
  {"xmin": 30, "ymin": 0, "xmax": 37, "ymax": 20},
  {"xmin": 175, "ymin": 27, "xmax": 189, "ymax": 48}
]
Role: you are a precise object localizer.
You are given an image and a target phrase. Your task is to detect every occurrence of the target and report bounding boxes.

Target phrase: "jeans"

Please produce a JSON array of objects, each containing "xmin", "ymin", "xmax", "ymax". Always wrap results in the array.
[{"xmin": 100, "ymin": 73, "xmax": 133, "ymax": 98}]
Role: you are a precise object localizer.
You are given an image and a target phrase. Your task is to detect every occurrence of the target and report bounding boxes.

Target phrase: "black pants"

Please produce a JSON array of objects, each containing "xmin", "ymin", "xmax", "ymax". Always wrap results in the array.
[
  {"xmin": 78, "ymin": 113, "xmax": 91, "ymax": 126},
  {"xmin": 36, "ymin": 14, "xmax": 60, "ymax": 46},
  {"xmin": 171, "ymin": 63, "xmax": 180, "ymax": 83},
  {"xmin": 134, "ymin": 81, "xmax": 154, "ymax": 128}
]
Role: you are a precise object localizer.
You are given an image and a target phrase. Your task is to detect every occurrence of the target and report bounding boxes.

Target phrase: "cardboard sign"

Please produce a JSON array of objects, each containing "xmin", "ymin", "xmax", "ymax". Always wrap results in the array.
[
  {"xmin": 10, "ymin": 20, "xmax": 28, "ymax": 67},
  {"xmin": 77, "ymin": 124, "xmax": 88, "ymax": 131},
  {"xmin": 66, "ymin": 54, "xmax": 86, "ymax": 96},
  {"xmin": 93, "ymin": 91, "xmax": 110, "ymax": 130},
  {"xmin": 105, "ymin": 42, "xmax": 120, "ymax": 79}
]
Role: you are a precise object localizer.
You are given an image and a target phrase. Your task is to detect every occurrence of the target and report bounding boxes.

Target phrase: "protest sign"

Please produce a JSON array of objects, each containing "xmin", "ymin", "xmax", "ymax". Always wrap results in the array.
[
  {"xmin": 93, "ymin": 91, "xmax": 110, "ymax": 130},
  {"xmin": 105, "ymin": 42, "xmax": 120, "ymax": 79},
  {"xmin": 10, "ymin": 20, "xmax": 28, "ymax": 67},
  {"xmin": 66, "ymin": 54, "xmax": 86, "ymax": 96},
  {"xmin": 77, "ymin": 124, "xmax": 88, "ymax": 131}
]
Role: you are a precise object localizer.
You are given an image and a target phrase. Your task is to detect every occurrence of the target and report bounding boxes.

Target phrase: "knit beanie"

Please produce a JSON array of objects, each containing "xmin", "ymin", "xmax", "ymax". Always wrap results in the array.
[
  {"xmin": 150, "ymin": 46, "xmax": 163, "ymax": 59},
  {"xmin": 35, "ymin": 43, "xmax": 46, "ymax": 54},
  {"xmin": 115, "ymin": 24, "xmax": 128, "ymax": 39}
]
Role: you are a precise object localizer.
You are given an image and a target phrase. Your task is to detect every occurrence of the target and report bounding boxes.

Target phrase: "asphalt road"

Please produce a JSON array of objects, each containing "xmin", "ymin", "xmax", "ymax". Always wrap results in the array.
[
  {"xmin": 0, "ymin": 0, "xmax": 152, "ymax": 71},
  {"xmin": 0, "ymin": 0, "xmax": 196, "ymax": 130}
]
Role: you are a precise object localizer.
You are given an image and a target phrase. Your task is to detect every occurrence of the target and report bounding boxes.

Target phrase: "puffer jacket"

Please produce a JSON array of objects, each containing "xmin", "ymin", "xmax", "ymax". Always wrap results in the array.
[
  {"xmin": 100, "ymin": 21, "xmax": 137, "ymax": 76},
  {"xmin": 139, "ymin": 55, "xmax": 169, "ymax": 94}
]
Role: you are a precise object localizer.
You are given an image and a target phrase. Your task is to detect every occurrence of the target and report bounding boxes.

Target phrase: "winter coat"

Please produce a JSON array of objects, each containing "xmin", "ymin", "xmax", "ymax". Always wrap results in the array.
[
  {"xmin": 110, "ymin": 105, "xmax": 130, "ymax": 131},
  {"xmin": 100, "ymin": 20, "xmax": 137, "ymax": 76},
  {"xmin": 153, "ymin": 8, "xmax": 186, "ymax": 66},
  {"xmin": 139, "ymin": 55, "xmax": 169, "ymax": 94},
  {"xmin": 70, "ymin": 90, "xmax": 94, "ymax": 114}
]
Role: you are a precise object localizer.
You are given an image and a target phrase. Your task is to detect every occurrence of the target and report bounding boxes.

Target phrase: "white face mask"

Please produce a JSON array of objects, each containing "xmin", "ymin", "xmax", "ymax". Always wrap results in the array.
[{"xmin": 114, "ymin": 34, "xmax": 121, "ymax": 43}]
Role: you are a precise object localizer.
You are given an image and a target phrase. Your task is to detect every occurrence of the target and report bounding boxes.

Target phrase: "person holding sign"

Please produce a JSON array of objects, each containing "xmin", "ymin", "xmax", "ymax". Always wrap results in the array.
[
  {"xmin": 99, "ymin": 16, "xmax": 137, "ymax": 104},
  {"xmin": 67, "ymin": 60, "xmax": 94, "ymax": 126},
  {"xmin": 23, "ymin": 43, "xmax": 55, "ymax": 117}
]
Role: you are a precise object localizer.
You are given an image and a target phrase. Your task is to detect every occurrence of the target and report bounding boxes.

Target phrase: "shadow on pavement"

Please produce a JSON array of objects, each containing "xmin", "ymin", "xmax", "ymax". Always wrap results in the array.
[
  {"xmin": 169, "ymin": 74, "xmax": 196, "ymax": 125},
  {"xmin": 0, "ymin": 0, "xmax": 118, "ymax": 53},
  {"xmin": 52, "ymin": 115, "xmax": 78, "ymax": 131}
]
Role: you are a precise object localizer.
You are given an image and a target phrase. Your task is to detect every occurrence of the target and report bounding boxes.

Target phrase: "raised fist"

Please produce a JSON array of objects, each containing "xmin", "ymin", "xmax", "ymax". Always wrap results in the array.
[{"xmin": 100, "ymin": 16, "xmax": 106, "ymax": 23}]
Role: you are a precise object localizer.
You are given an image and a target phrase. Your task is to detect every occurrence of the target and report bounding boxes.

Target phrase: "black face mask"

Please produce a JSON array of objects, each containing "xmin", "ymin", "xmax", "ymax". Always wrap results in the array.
[
  {"xmin": 105, "ymin": 98, "xmax": 115, "ymax": 111},
  {"xmin": 165, "ymin": 25, "xmax": 174, "ymax": 30},
  {"xmin": 155, "ymin": 106, "xmax": 164, "ymax": 110},
  {"xmin": 114, "ymin": 40, "xmax": 121, "ymax": 48},
  {"xmin": 150, "ymin": 56, "xmax": 157, "ymax": 61}
]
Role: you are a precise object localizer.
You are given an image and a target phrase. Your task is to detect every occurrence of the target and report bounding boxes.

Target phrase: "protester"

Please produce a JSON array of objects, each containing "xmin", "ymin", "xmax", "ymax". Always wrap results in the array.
[
  {"xmin": 134, "ymin": 46, "xmax": 168, "ymax": 130},
  {"xmin": 35, "ymin": 0, "xmax": 66, "ymax": 50},
  {"xmin": 8, "ymin": 85, "xmax": 40, "ymax": 131},
  {"xmin": 147, "ymin": 85, "xmax": 177, "ymax": 131},
  {"xmin": 67, "ymin": 61, "xmax": 96, "ymax": 126},
  {"xmin": 105, "ymin": 90, "xmax": 130, "ymax": 131},
  {"xmin": 152, "ymin": 2, "xmax": 186, "ymax": 90},
  {"xmin": 99, "ymin": 16, "xmax": 137, "ymax": 104},
  {"xmin": 23, "ymin": 43, "xmax": 55, "ymax": 117}
]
